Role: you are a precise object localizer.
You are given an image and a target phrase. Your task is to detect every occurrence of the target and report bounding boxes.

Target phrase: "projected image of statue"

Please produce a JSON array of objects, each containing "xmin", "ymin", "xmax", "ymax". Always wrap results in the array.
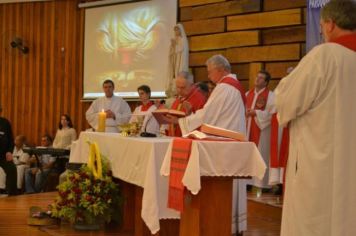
[
  {"xmin": 97, "ymin": 7, "xmax": 162, "ymax": 90},
  {"xmin": 166, "ymin": 24, "xmax": 189, "ymax": 98}
]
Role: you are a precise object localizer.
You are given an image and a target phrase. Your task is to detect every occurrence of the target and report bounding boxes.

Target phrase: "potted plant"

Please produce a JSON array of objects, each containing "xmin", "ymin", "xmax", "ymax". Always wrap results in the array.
[{"xmin": 50, "ymin": 142, "xmax": 122, "ymax": 230}]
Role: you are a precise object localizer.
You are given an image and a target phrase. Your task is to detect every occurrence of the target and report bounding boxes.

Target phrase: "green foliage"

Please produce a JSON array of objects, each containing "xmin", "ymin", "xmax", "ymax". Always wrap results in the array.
[{"xmin": 50, "ymin": 157, "xmax": 122, "ymax": 225}]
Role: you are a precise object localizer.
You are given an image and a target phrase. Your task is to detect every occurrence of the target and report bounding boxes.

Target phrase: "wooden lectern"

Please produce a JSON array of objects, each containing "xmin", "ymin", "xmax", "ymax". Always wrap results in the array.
[{"xmin": 179, "ymin": 177, "xmax": 234, "ymax": 236}]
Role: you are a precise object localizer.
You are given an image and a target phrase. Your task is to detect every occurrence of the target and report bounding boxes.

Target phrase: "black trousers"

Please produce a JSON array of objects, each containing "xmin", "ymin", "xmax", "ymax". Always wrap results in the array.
[{"xmin": 0, "ymin": 159, "xmax": 17, "ymax": 195}]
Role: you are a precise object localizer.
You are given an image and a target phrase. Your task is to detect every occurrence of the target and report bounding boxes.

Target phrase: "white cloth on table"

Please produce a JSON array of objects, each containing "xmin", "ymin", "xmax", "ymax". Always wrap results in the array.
[
  {"xmin": 70, "ymin": 132, "xmax": 265, "ymax": 234},
  {"xmin": 69, "ymin": 132, "xmax": 179, "ymax": 234},
  {"xmin": 161, "ymin": 140, "xmax": 266, "ymax": 193}
]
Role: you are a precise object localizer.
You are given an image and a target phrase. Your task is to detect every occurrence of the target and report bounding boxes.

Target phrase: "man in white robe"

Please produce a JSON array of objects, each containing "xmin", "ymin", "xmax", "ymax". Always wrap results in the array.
[
  {"xmin": 165, "ymin": 54, "xmax": 247, "ymax": 234},
  {"xmin": 275, "ymin": 1, "xmax": 356, "ymax": 235},
  {"xmin": 86, "ymin": 79, "xmax": 131, "ymax": 133},
  {"xmin": 245, "ymin": 70, "xmax": 275, "ymax": 189}
]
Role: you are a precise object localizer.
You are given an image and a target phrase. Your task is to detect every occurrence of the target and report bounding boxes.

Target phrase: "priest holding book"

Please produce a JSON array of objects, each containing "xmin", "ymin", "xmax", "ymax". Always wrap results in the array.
[
  {"xmin": 166, "ymin": 71, "xmax": 206, "ymax": 137},
  {"xmin": 163, "ymin": 54, "xmax": 248, "ymax": 235}
]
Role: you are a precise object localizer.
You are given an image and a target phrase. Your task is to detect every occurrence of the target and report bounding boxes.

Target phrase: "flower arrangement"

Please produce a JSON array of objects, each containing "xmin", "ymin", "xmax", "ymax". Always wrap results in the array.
[{"xmin": 50, "ymin": 142, "xmax": 122, "ymax": 227}]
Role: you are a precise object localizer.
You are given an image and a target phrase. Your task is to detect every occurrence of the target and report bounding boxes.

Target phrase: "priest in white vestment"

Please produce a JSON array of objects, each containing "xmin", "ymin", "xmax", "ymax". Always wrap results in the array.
[
  {"xmin": 275, "ymin": 1, "xmax": 356, "ymax": 235},
  {"xmin": 165, "ymin": 54, "xmax": 248, "ymax": 234},
  {"xmin": 86, "ymin": 79, "xmax": 131, "ymax": 133}
]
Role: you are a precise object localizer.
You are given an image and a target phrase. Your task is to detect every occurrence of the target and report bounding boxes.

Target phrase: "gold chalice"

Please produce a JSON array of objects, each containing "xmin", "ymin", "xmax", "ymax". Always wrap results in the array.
[{"xmin": 118, "ymin": 123, "xmax": 132, "ymax": 137}]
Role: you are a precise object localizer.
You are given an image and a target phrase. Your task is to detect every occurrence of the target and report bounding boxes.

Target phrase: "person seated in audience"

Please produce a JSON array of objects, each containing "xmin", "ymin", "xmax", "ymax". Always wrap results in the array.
[
  {"xmin": 129, "ymin": 85, "xmax": 160, "ymax": 136},
  {"xmin": 54, "ymin": 115, "xmax": 77, "ymax": 183},
  {"xmin": 24, "ymin": 134, "xmax": 56, "ymax": 194},
  {"xmin": 0, "ymin": 148, "xmax": 21, "ymax": 195},
  {"xmin": 0, "ymin": 135, "xmax": 25, "ymax": 193},
  {"xmin": 53, "ymin": 114, "xmax": 77, "ymax": 150},
  {"xmin": 12, "ymin": 135, "xmax": 30, "ymax": 191}
]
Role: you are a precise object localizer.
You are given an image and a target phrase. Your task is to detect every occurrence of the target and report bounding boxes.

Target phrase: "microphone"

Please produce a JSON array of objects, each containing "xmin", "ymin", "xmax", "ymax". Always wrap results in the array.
[{"xmin": 140, "ymin": 115, "xmax": 156, "ymax": 137}]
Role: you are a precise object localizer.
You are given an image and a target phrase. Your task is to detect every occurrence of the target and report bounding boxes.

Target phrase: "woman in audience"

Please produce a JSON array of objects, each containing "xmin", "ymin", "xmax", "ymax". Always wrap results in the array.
[
  {"xmin": 130, "ymin": 85, "xmax": 160, "ymax": 136},
  {"xmin": 54, "ymin": 114, "xmax": 77, "ymax": 184},
  {"xmin": 53, "ymin": 114, "xmax": 77, "ymax": 149}
]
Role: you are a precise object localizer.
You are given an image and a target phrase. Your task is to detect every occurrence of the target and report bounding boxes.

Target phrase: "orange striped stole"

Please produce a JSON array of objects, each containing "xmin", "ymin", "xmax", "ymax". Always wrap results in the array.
[{"xmin": 168, "ymin": 138, "xmax": 193, "ymax": 212}]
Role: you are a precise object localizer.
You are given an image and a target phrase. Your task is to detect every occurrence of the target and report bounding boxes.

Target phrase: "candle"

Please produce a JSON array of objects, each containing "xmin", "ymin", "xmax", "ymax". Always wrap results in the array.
[{"xmin": 97, "ymin": 110, "xmax": 106, "ymax": 132}]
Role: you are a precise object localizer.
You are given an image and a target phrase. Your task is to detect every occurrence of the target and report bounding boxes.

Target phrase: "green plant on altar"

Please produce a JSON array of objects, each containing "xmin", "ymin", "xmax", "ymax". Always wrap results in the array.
[{"xmin": 50, "ymin": 142, "xmax": 122, "ymax": 226}]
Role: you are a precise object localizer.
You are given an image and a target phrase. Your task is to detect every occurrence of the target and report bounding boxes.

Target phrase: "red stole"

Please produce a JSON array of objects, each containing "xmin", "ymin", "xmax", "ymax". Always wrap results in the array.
[
  {"xmin": 168, "ymin": 86, "xmax": 207, "ymax": 137},
  {"xmin": 140, "ymin": 101, "xmax": 153, "ymax": 111},
  {"xmin": 220, "ymin": 77, "xmax": 246, "ymax": 105},
  {"xmin": 246, "ymin": 88, "xmax": 270, "ymax": 145},
  {"xmin": 270, "ymin": 114, "xmax": 289, "ymax": 169},
  {"xmin": 330, "ymin": 33, "xmax": 356, "ymax": 52},
  {"xmin": 168, "ymin": 138, "xmax": 193, "ymax": 212},
  {"xmin": 270, "ymin": 113, "xmax": 289, "ymax": 192}
]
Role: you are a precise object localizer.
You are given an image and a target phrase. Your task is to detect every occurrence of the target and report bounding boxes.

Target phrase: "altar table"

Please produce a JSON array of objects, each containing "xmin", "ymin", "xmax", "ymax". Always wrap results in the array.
[{"xmin": 69, "ymin": 132, "xmax": 266, "ymax": 235}]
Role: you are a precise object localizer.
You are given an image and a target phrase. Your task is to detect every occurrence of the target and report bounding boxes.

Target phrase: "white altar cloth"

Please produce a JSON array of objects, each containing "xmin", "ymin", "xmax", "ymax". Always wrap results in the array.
[{"xmin": 69, "ymin": 132, "xmax": 266, "ymax": 234}]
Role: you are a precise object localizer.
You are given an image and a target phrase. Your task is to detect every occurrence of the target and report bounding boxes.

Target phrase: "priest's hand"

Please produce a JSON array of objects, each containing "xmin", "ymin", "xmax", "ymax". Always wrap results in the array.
[
  {"xmin": 105, "ymin": 109, "xmax": 116, "ymax": 119},
  {"xmin": 246, "ymin": 109, "xmax": 256, "ymax": 117},
  {"xmin": 162, "ymin": 114, "xmax": 179, "ymax": 124},
  {"xmin": 182, "ymin": 101, "xmax": 192, "ymax": 115}
]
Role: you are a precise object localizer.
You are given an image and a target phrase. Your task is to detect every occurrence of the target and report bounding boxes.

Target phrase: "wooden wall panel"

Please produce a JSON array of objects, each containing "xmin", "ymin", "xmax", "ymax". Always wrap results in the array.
[
  {"xmin": 265, "ymin": 61, "xmax": 299, "ymax": 79},
  {"xmin": 0, "ymin": 0, "xmax": 86, "ymax": 145},
  {"xmin": 193, "ymin": 67, "xmax": 208, "ymax": 82},
  {"xmin": 262, "ymin": 25, "xmax": 306, "ymax": 45},
  {"xmin": 248, "ymin": 63, "xmax": 263, "ymax": 90},
  {"xmin": 190, "ymin": 31, "xmax": 259, "ymax": 51},
  {"xmin": 179, "ymin": 0, "xmax": 225, "ymax": 8},
  {"xmin": 231, "ymin": 64, "xmax": 250, "ymax": 81},
  {"xmin": 226, "ymin": 44, "xmax": 301, "ymax": 63},
  {"xmin": 228, "ymin": 8, "xmax": 302, "ymax": 30},
  {"xmin": 182, "ymin": 18, "xmax": 225, "ymax": 36},
  {"xmin": 264, "ymin": 0, "xmax": 306, "ymax": 11},
  {"xmin": 190, "ymin": 50, "xmax": 226, "ymax": 67},
  {"xmin": 180, "ymin": 7, "xmax": 192, "ymax": 21},
  {"xmin": 192, "ymin": 0, "xmax": 261, "ymax": 20}
]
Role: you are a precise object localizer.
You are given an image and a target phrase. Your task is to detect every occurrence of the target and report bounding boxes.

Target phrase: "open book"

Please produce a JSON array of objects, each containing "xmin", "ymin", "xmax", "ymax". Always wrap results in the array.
[
  {"xmin": 151, "ymin": 109, "xmax": 186, "ymax": 124},
  {"xmin": 184, "ymin": 124, "xmax": 246, "ymax": 141}
]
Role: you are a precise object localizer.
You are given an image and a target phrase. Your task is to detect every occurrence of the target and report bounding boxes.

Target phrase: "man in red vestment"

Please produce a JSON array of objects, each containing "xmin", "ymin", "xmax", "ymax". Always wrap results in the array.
[
  {"xmin": 246, "ymin": 70, "xmax": 274, "ymax": 189},
  {"xmin": 167, "ymin": 71, "xmax": 206, "ymax": 136}
]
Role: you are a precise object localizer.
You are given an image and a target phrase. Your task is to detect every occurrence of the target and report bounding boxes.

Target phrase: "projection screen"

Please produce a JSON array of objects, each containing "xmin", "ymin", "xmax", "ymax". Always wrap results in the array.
[{"xmin": 83, "ymin": 0, "xmax": 177, "ymax": 99}]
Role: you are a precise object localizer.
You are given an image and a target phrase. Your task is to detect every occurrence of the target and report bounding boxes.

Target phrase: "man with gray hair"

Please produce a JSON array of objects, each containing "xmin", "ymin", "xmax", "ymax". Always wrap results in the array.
[
  {"xmin": 274, "ymin": 0, "xmax": 356, "ymax": 235},
  {"xmin": 164, "ymin": 55, "xmax": 247, "ymax": 235},
  {"xmin": 167, "ymin": 71, "xmax": 206, "ymax": 136}
]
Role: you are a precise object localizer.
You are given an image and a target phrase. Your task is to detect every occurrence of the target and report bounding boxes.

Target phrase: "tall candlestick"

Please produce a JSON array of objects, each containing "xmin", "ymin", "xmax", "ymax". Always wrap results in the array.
[{"xmin": 97, "ymin": 110, "xmax": 106, "ymax": 132}]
